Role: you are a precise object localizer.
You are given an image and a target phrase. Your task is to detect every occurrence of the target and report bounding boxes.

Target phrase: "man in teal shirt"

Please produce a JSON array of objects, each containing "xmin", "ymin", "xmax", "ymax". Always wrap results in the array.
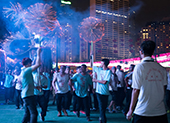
[
  {"xmin": 20, "ymin": 47, "xmax": 41, "ymax": 123},
  {"xmin": 91, "ymin": 58, "xmax": 111, "ymax": 123},
  {"xmin": 71, "ymin": 64, "xmax": 93, "ymax": 121}
]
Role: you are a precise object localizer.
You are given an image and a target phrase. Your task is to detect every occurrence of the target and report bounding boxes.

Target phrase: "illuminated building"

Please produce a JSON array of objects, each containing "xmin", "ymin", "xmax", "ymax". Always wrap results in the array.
[
  {"xmin": 85, "ymin": 0, "xmax": 132, "ymax": 61},
  {"xmin": 141, "ymin": 18, "xmax": 170, "ymax": 54},
  {"xmin": 56, "ymin": 0, "xmax": 80, "ymax": 62}
]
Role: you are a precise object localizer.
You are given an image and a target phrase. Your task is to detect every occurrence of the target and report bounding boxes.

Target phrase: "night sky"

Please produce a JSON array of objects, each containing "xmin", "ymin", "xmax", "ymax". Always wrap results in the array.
[
  {"xmin": 1, "ymin": 0, "xmax": 170, "ymax": 40},
  {"xmin": 130, "ymin": 0, "xmax": 170, "ymax": 30}
]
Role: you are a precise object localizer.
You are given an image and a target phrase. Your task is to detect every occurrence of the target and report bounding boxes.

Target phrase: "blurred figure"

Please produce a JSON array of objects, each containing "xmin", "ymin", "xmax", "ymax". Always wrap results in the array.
[
  {"xmin": 72, "ymin": 66, "xmax": 81, "ymax": 113},
  {"xmin": 33, "ymin": 71, "xmax": 48, "ymax": 121},
  {"xmin": 166, "ymin": 69, "xmax": 170, "ymax": 113},
  {"xmin": 65, "ymin": 66, "xmax": 73, "ymax": 111},
  {"xmin": 108, "ymin": 66, "xmax": 119, "ymax": 113},
  {"xmin": 122, "ymin": 64, "xmax": 135, "ymax": 115},
  {"xmin": 14, "ymin": 68, "xmax": 23, "ymax": 109},
  {"xmin": 4, "ymin": 69, "xmax": 14, "ymax": 104},
  {"xmin": 116, "ymin": 65, "xmax": 125, "ymax": 111}
]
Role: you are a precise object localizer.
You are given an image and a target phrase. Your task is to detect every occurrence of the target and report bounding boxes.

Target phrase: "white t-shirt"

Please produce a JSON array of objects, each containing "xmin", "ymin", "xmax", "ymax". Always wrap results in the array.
[
  {"xmin": 132, "ymin": 56, "xmax": 167, "ymax": 116},
  {"xmin": 93, "ymin": 66, "xmax": 111, "ymax": 95},
  {"xmin": 54, "ymin": 73, "xmax": 69, "ymax": 94},
  {"xmin": 116, "ymin": 70, "xmax": 125, "ymax": 87},
  {"xmin": 15, "ymin": 75, "xmax": 22, "ymax": 90},
  {"xmin": 109, "ymin": 73, "xmax": 118, "ymax": 91}
]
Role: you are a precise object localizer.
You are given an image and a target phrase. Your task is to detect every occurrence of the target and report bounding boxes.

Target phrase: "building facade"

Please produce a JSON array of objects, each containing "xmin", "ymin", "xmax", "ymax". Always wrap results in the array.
[
  {"xmin": 141, "ymin": 19, "xmax": 170, "ymax": 55},
  {"xmin": 80, "ymin": 0, "xmax": 133, "ymax": 62}
]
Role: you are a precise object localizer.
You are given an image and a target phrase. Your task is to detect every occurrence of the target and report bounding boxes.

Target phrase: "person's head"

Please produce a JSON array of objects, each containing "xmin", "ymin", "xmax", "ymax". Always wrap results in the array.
[
  {"xmin": 111, "ymin": 66, "xmax": 116, "ymax": 73},
  {"xmin": 8, "ymin": 69, "xmax": 12, "ymax": 75},
  {"xmin": 76, "ymin": 66, "xmax": 81, "ymax": 73},
  {"xmin": 117, "ymin": 65, "xmax": 121, "ymax": 70},
  {"xmin": 129, "ymin": 64, "xmax": 135, "ymax": 72},
  {"xmin": 101, "ymin": 59, "xmax": 110, "ymax": 68},
  {"xmin": 65, "ymin": 66, "xmax": 70, "ymax": 74},
  {"xmin": 80, "ymin": 64, "xmax": 87, "ymax": 73},
  {"xmin": 140, "ymin": 40, "xmax": 156, "ymax": 58},
  {"xmin": 60, "ymin": 66, "xmax": 66, "ymax": 73},
  {"xmin": 22, "ymin": 57, "xmax": 32, "ymax": 67}
]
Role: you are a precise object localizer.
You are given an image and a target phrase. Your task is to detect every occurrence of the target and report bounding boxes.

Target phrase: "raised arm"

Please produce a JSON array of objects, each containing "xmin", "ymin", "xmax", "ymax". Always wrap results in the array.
[
  {"xmin": 31, "ymin": 47, "xmax": 41, "ymax": 72},
  {"xmin": 52, "ymin": 74, "xmax": 58, "ymax": 93}
]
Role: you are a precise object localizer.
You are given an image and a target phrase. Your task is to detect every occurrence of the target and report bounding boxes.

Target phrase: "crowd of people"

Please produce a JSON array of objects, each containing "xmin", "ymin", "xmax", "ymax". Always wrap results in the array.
[{"xmin": 2, "ymin": 40, "xmax": 170, "ymax": 123}]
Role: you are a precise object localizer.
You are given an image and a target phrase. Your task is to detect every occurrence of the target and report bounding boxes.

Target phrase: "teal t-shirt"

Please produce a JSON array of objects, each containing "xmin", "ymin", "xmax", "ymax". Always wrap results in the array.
[
  {"xmin": 71, "ymin": 73, "xmax": 92, "ymax": 98},
  {"xmin": 4, "ymin": 74, "xmax": 13, "ymax": 88},
  {"xmin": 93, "ymin": 66, "xmax": 111, "ymax": 95},
  {"xmin": 20, "ymin": 67, "xmax": 34, "ymax": 98}
]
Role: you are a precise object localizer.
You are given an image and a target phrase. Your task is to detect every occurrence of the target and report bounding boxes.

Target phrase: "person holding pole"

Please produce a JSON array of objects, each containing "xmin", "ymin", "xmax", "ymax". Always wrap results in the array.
[
  {"xmin": 20, "ymin": 47, "xmax": 41, "ymax": 123},
  {"xmin": 90, "ymin": 52, "xmax": 111, "ymax": 123}
]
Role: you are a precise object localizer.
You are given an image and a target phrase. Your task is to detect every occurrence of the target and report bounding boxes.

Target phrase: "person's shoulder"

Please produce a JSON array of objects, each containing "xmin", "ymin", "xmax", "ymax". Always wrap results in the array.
[{"xmin": 154, "ymin": 62, "xmax": 166, "ymax": 71}]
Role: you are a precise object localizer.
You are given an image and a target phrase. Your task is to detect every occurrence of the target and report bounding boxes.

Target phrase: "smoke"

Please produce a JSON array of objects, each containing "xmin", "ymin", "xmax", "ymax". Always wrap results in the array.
[{"xmin": 0, "ymin": 0, "xmax": 144, "ymax": 65}]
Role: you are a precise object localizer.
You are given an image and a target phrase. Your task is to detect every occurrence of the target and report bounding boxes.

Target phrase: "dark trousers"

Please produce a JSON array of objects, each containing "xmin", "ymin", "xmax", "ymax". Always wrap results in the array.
[
  {"xmin": 35, "ymin": 95, "xmax": 47, "ymax": 117},
  {"xmin": 4, "ymin": 87, "xmax": 10, "ymax": 103},
  {"xmin": 166, "ymin": 90, "xmax": 170, "ymax": 110},
  {"xmin": 10, "ymin": 86, "xmax": 15, "ymax": 102},
  {"xmin": 56, "ymin": 92, "xmax": 69, "ymax": 111},
  {"xmin": 43, "ymin": 90, "xmax": 50, "ymax": 110},
  {"xmin": 66, "ymin": 91, "xmax": 72, "ymax": 110},
  {"xmin": 22, "ymin": 96, "xmax": 38, "ymax": 123},
  {"xmin": 75, "ymin": 94, "xmax": 90, "ymax": 117},
  {"xmin": 117, "ymin": 87, "xmax": 125, "ymax": 108},
  {"xmin": 124, "ymin": 88, "xmax": 132, "ymax": 114},
  {"xmin": 96, "ymin": 93, "xmax": 109, "ymax": 123},
  {"xmin": 15, "ymin": 89, "xmax": 23, "ymax": 107},
  {"xmin": 132, "ymin": 114, "xmax": 168, "ymax": 123},
  {"xmin": 89, "ymin": 92, "xmax": 99, "ymax": 109},
  {"xmin": 72, "ymin": 91, "xmax": 77, "ymax": 111}
]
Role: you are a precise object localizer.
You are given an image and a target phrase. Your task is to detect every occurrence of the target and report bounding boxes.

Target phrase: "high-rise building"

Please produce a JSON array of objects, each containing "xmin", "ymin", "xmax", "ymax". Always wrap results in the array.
[
  {"xmin": 80, "ymin": 0, "xmax": 132, "ymax": 61},
  {"xmin": 140, "ymin": 18, "xmax": 170, "ymax": 54},
  {"xmin": 55, "ymin": 0, "xmax": 80, "ymax": 63}
]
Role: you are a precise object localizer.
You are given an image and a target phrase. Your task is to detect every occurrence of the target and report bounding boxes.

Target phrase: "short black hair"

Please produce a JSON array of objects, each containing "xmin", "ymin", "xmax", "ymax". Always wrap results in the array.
[
  {"xmin": 22, "ymin": 57, "xmax": 32, "ymax": 66},
  {"xmin": 101, "ymin": 59, "xmax": 110, "ymax": 67},
  {"xmin": 61, "ymin": 65, "xmax": 66, "ymax": 70},
  {"xmin": 117, "ymin": 65, "xmax": 121, "ymax": 70},
  {"xmin": 140, "ymin": 40, "xmax": 156, "ymax": 56},
  {"xmin": 130, "ymin": 64, "xmax": 135, "ymax": 71},
  {"xmin": 81, "ymin": 64, "xmax": 87, "ymax": 69}
]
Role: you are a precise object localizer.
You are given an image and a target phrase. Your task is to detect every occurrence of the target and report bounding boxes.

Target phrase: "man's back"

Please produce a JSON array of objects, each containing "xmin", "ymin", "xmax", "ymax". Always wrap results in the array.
[{"xmin": 132, "ymin": 57, "xmax": 167, "ymax": 116}]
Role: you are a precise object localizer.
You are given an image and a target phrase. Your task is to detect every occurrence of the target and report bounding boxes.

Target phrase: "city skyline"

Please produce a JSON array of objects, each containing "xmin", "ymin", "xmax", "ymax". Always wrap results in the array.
[{"xmin": 0, "ymin": 0, "xmax": 170, "ymax": 63}]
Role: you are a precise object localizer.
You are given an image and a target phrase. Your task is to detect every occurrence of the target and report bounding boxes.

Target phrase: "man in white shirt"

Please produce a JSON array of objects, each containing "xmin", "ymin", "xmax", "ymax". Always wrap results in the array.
[
  {"xmin": 126, "ymin": 40, "xmax": 168, "ymax": 123},
  {"xmin": 116, "ymin": 65, "xmax": 125, "ymax": 111},
  {"xmin": 52, "ymin": 65, "xmax": 70, "ymax": 117}
]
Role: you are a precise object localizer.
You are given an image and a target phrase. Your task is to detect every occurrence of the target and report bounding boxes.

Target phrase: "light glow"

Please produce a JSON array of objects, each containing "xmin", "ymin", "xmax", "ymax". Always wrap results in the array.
[
  {"xmin": 61, "ymin": 0, "xmax": 71, "ymax": 5},
  {"xmin": 56, "ymin": 52, "xmax": 170, "ymax": 69},
  {"xmin": 96, "ymin": 10, "xmax": 127, "ymax": 18}
]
